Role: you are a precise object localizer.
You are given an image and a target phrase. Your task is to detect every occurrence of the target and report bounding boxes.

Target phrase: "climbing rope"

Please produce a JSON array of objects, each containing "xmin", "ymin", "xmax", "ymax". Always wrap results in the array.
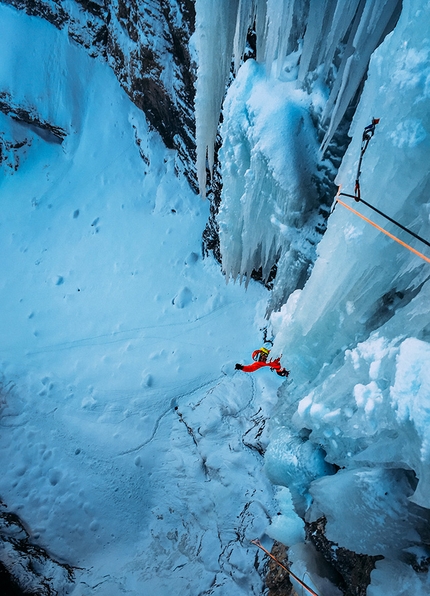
[
  {"xmin": 334, "ymin": 118, "xmax": 430, "ymax": 264},
  {"xmin": 251, "ymin": 539, "xmax": 320, "ymax": 596},
  {"xmin": 338, "ymin": 190, "xmax": 430, "ymax": 250},
  {"xmin": 336, "ymin": 197, "xmax": 430, "ymax": 264}
]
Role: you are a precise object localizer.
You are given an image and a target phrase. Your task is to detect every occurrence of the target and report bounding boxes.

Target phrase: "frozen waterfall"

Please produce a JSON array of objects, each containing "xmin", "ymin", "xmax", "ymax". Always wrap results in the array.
[
  {"xmin": 195, "ymin": 0, "xmax": 402, "ymax": 192},
  {"xmin": 266, "ymin": 0, "xmax": 430, "ymax": 592},
  {"xmin": 194, "ymin": 0, "xmax": 430, "ymax": 593},
  {"xmin": 194, "ymin": 0, "xmax": 402, "ymax": 306}
]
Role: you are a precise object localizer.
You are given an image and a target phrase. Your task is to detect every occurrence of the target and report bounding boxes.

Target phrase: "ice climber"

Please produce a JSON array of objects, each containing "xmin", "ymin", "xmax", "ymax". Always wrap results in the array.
[{"xmin": 235, "ymin": 347, "xmax": 289, "ymax": 377}]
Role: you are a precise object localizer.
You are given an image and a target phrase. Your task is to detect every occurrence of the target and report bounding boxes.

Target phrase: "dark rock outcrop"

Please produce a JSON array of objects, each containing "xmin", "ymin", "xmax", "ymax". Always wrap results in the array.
[
  {"xmin": 266, "ymin": 542, "xmax": 297, "ymax": 596},
  {"xmin": 0, "ymin": 91, "xmax": 67, "ymax": 142},
  {"xmin": 1, "ymin": 0, "xmax": 197, "ymax": 188},
  {"xmin": 265, "ymin": 517, "xmax": 385, "ymax": 596},
  {"xmin": 0, "ymin": 499, "xmax": 76, "ymax": 595},
  {"xmin": 306, "ymin": 517, "xmax": 384, "ymax": 596}
]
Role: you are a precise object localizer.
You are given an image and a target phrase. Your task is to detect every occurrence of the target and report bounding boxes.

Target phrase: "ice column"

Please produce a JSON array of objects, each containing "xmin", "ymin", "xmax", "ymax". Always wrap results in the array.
[
  {"xmin": 194, "ymin": 0, "xmax": 240, "ymax": 196},
  {"xmin": 217, "ymin": 59, "xmax": 320, "ymax": 299},
  {"xmin": 320, "ymin": 0, "xmax": 402, "ymax": 153},
  {"xmin": 270, "ymin": 0, "xmax": 430, "ymax": 508}
]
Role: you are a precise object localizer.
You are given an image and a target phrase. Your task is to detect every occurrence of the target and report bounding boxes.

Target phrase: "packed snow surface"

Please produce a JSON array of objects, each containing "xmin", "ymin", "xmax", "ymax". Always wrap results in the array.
[{"xmin": 0, "ymin": 6, "xmax": 285, "ymax": 594}]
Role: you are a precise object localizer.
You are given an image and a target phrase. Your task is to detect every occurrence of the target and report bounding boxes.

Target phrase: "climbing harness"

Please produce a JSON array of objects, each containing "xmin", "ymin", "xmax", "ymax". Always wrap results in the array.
[
  {"xmin": 334, "ymin": 118, "xmax": 430, "ymax": 264},
  {"xmin": 251, "ymin": 539, "xmax": 320, "ymax": 596}
]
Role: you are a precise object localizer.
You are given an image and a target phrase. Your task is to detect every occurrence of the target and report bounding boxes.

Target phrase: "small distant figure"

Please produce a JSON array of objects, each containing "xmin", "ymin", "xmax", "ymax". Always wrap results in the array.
[
  {"xmin": 235, "ymin": 347, "xmax": 289, "ymax": 377},
  {"xmin": 362, "ymin": 117, "xmax": 380, "ymax": 142}
]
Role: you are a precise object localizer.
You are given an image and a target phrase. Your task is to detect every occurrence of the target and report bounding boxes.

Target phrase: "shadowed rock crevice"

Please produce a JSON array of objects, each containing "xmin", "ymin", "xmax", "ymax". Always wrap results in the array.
[
  {"xmin": 266, "ymin": 519, "xmax": 385, "ymax": 596},
  {"xmin": 306, "ymin": 517, "xmax": 383, "ymax": 596}
]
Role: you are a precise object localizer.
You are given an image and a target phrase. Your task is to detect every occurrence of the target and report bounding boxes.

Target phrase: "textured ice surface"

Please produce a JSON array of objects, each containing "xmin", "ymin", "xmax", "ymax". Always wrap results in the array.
[
  {"xmin": 194, "ymin": 0, "xmax": 401, "ymax": 195},
  {"xmin": 266, "ymin": 0, "xmax": 430, "ymax": 591},
  {"xmin": 265, "ymin": 487, "xmax": 304, "ymax": 547},
  {"xmin": 193, "ymin": 1, "xmax": 430, "ymax": 590},
  {"xmin": 218, "ymin": 59, "xmax": 321, "ymax": 303}
]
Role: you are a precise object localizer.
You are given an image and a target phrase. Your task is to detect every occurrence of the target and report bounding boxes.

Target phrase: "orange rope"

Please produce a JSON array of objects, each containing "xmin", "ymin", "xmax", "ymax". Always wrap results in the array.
[
  {"xmin": 336, "ymin": 198, "xmax": 430, "ymax": 264},
  {"xmin": 251, "ymin": 539, "xmax": 320, "ymax": 596}
]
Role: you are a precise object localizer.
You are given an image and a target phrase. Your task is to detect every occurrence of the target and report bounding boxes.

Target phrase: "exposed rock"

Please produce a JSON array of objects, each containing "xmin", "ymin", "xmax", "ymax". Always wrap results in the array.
[
  {"xmin": 0, "ymin": 561, "xmax": 32, "ymax": 595},
  {"xmin": 306, "ymin": 516, "xmax": 384, "ymax": 596},
  {"xmin": 0, "ymin": 498, "xmax": 77, "ymax": 595},
  {"xmin": 265, "ymin": 541, "xmax": 297, "ymax": 596},
  {"xmin": 1, "ymin": 0, "xmax": 197, "ymax": 187},
  {"xmin": 0, "ymin": 131, "xmax": 31, "ymax": 172},
  {"xmin": 0, "ymin": 91, "xmax": 67, "ymax": 142},
  {"xmin": 2, "ymin": 0, "xmax": 68, "ymax": 28}
]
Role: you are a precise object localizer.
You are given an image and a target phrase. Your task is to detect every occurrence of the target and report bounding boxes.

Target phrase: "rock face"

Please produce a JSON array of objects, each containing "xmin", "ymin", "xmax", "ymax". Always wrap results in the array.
[
  {"xmin": 306, "ymin": 517, "xmax": 383, "ymax": 596},
  {"xmin": 1, "ymin": 0, "xmax": 197, "ymax": 187},
  {"xmin": 266, "ymin": 522, "xmax": 383, "ymax": 596},
  {"xmin": 0, "ymin": 91, "xmax": 67, "ymax": 142},
  {"xmin": 266, "ymin": 542, "xmax": 297, "ymax": 596},
  {"xmin": 0, "ymin": 88, "xmax": 66, "ymax": 171}
]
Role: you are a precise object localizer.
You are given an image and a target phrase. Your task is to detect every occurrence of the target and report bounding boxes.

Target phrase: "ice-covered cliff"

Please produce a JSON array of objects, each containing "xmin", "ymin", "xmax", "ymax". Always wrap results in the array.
[
  {"xmin": 267, "ymin": 1, "xmax": 430, "ymax": 592},
  {"xmin": 195, "ymin": 0, "xmax": 430, "ymax": 593},
  {"xmin": 195, "ymin": 0, "xmax": 403, "ymax": 311}
]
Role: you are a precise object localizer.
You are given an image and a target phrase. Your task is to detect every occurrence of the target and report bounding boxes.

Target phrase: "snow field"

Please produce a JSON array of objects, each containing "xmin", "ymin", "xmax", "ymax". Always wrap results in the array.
[{"xmin": 0, "ymin": 6, "xmax": 285, "ymax": 594}]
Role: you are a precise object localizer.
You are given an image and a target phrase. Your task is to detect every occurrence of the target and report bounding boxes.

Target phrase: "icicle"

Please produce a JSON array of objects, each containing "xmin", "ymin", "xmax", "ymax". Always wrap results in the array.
[
  {"xmin": 318, "ymin": 0, "xmax": 362, "ymax": 79},
  {"xmin": 298, "ymin": 0, "xmax": 334, "ymax": 83},
  {"xmin": 254, "ymin": 0, "xmax": 267, "ymax": 62},
  {"xmin": 194, "ymin": 0, "xmax": 240, "ymax": 196},
  {"xmin": 264, "ymin": 0, "xmax": 290, "ymax": 76},
  {"xmin": 233, "ymin": 0, "xmax": 255, "ymax": 74},
  {"xmin": 320, "ymin": 0, "xmax": 402, "ymax": 154}
]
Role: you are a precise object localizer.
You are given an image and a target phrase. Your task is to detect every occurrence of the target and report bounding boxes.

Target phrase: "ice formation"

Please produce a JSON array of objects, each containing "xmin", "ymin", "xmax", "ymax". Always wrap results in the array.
[
  {"xmin": 194, "ymin": 0, "xmax": 402, "ymax": 165},
  {"xmin": 195, "ymin": 0, "xmax": 402, "ymax": 308},
  {"xmin": 265, "ymin": 0, "xmax": 430, "ymax": 591},
  {"xmin": 195, "ymin": 0, "xmax": 430, "ymax": 592},
  {"xmin": 217, "ymin": 58, "xmax": 322, "ymax": 304},
  {"xmin": 193, "ymin": 0, "xmax": 240, "ymax": 196}
]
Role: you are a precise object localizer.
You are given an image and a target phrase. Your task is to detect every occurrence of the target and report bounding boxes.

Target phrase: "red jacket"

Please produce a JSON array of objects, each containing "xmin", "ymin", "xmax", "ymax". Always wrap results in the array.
[{"xmin": 241, "ymin": 358, "xmax": 283, "ymax": 373}]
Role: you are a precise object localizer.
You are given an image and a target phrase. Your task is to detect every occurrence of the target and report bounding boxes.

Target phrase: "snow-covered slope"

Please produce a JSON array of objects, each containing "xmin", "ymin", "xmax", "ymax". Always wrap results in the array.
[
  {"xmin": 2, "ymin": 0, "xmax": 197, "ymax": 184},
  {"xmin": 0, "ymin": 6, "xmax": 284, "ymax": 594}
]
